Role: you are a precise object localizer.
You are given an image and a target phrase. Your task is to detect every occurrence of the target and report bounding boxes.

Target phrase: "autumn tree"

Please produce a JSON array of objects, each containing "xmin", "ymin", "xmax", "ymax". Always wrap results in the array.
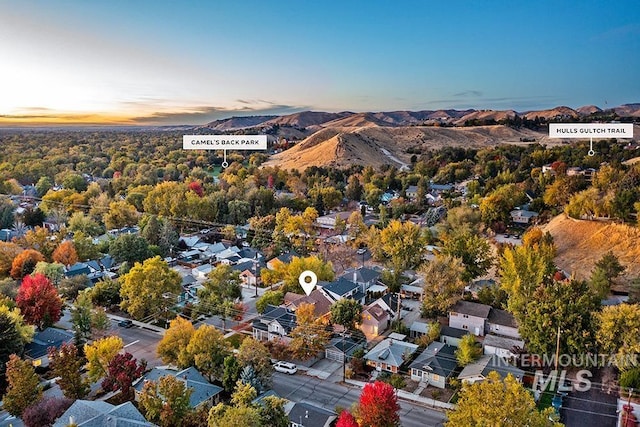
[
  {"xmin": 441, "ymin": 228, "xmax": 493, "ymax": 282},
  {"xmin": 119, "ymin": 256, "xmax": 181, "ymax": 322},
  {"xmin": 52, "ymin": 240, "xmax": 79, "ymax": 267},
  {"xmin": 186, "ymin": 324, "xmax": 231, "ymax": 382},
  {"xmin": 104, "ymin": 200, "xmax": 139, "ymax": 230},
  {"xmin": 22, "ymin": 397, "xmax": 73, "ymax": 427},
  {"xmin": 3, "ymin": 354, "xmax": 43, "ymax": 416},
  {"xmin": 446, "ymin": 371, "xmax": 559, "ymax": 427},
  {"xmin": 196, "ymin": 264, "xmax": 243, "ymax": 330},
  {"xmin": 157, "ymin": 316, "xmax": 196, "ymax": 367},
  {"xmin": 0, "ymin": 304, "xmax": 34, "ymax": 346},
  {"xmin": 267, "ymin": 255, "xmax": 334, "ymax": 294},
  {"xmin": 16, "ymin": 273, "xmax": 63, "ymax": 330},
  {"xmin": 139, "ymin": 375, "xmax": 193, "ymax": 427},
  {"xmin": 331, "ymin": 298, "xmax": 363, "ymax": 331},
  {"xmin": 32, "ymin": 261, "xmax": 65, "ymax": 285},
  {"xmin": 455, "ymin": 334, "xmax": 482, "ymax": 367},
  {"xmin": 102, "ymin": 352, "xmax": 147, "ymax": 401},
  {"xmin": 336, "ymin": 410, "xmax": 360, "ymax": 427},
  {"xmin": 479, "ymin": 183, "xmax": 526, "ymax": 225},
  {"xmin": 236, "ymin": 337, "xmax": 273, "ymax": 390},
  {"xmin": 257, "ymin": 395, "xmax": 289, "ymax": 427},
  {"xmin": 289, "ymin": 302, "xmax": 331, "ymax": 360},
  {"xmin": 84, "ymin": 335, "xmax": 124, "ymax": 382},
  {"xmin": 356, "ymin": 381, "xmax": 401, "ymax": 427},
  {"xmin": 256, "ymin": 289, "xmax": 284, "ymax": 314},
  {"xmin": 48, "ymin": 342, "xmax": 89, "ymax": 399},
  {"xmin": 379, "ymin": 220, "xmax": 425, "ymax": 277},
  {"xmin": 420, "ymin": 255, "xmax": 466, "ymax": 318},
  {"xmin": 10, "ymin": 249, "xmax": 45, "ymax": 279},
  {"xmin": 597, "ymin": 304, "xmax": 640, "ymax": 370},
  {"xmin": 0, "ymin": 241, "xmax": 23, "ymax": 276},
  {"xmin": 347, "ymin": 211, "xmax": 368, "ymax": 248}
]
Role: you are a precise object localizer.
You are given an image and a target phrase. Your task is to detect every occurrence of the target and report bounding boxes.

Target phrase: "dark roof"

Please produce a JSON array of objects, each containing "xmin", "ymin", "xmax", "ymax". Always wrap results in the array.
[
  {"xmin": 451, "ymin": 301, "xmax": 491, "ymax": 319},
  {"xmin": 381, "ymin": 293, "xmax": 400, "ymax": 313},
  {"xmin": 52, "ymin": 400, "xmax": 152, "ymax": 427},
  {"xmin": 342, "ymin": 267, "xmax": 381, "ymax": 284},
  {"xmin": 237, "ymin": 248, "xmax": 262, "ymax": 259},
  {"xmin": 274, "ymin": 251, "xmax": 299, "ymax": 264},
  {"xmin": 100, "ymin": 255, "xmax": 115, "ymax": 270},
  {"xmin": 25, "ymin": 327, "xmax": 74, "ymax": 359},
  {"xmin": 261, "ymin": 304, "xmax": 297, "ymax": 333},
  {"xmin": 327, "ymin": 336, "xmax": 364, "ymax": 356},
  {"xmin": 287, "ymin": 402, "xmax": 337, "ymax": 427},
  {"xmin": 409, "ymin": 342, "xmax": 457, "ymax": 378},
  {"xmin": 135, "ymin": 367, "xmax": 222, "ymax": 408},
  {"xmin": 488, "ymin": 308, "xmax": 518, "ymax": 328},
  {"xmin": 322, "ymin": 277, "xmax": 359, "ymax": 298},
  {"xmin": 232, "ymin": 259, "xmax": 266, "ymax": 275},
  {"xmin": 440, "ymin": 325, "xmax": 468, "ymax": 339},
  {"xmin": 66, "ymin": 262, "xmax": 91, "ymax": 277}
]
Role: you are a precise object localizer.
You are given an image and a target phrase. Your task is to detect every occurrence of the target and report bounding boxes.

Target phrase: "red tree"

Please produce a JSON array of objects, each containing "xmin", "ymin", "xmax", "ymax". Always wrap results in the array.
[
  {"xmin": 358, "ymin": 381, "xmax": 400, "ymax": 427},
  {"xmin": 336, "ymin": 410, "xmax": 359, "ymax": 427},
  {"xmin": 101, "ymin": 352, "xmax": 147, "ymax": 401},
  {"xmin": 22, "ymin": 397, "xmax": 73, "ymax": 427},
  {"xmin": 16, "ymin": 273, "xmax": 63, "ymax": 330},
  {"xmin": 188, "ymin": 181, "xmax": 204, "ymax": 197}
]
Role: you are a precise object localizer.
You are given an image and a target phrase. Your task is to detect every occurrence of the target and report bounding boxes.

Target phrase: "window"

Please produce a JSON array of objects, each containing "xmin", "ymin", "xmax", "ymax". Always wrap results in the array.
[
  {"xmin": 433, "ymin": 374, "xmax": 440, "ymax": 382},
  {"xmin": 463, "ymin": 325, "xmax": 468, "ymax": 329},
  {"xmin": 463, "ymin": 314, "xmax": 469, "ymax": 318}
]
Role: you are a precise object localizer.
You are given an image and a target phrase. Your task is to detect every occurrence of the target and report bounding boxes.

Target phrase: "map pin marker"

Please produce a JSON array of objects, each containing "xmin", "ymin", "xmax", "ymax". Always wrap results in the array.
[{"xmin": 299, "ymin": 271, "xmax": 318, "ymax": 296}]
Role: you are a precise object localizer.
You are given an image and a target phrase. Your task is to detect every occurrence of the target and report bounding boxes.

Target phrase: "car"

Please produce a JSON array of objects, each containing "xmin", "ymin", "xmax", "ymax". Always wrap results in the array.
[
  {"xmin": 273, "ymin": 361, "xmax": 297, "ymax": 374},
  {"xmin": 118, "ymin": 319, "xmax": 134, "ymax": 328},
  {"xmin": 356, "ymin": 248, "xmax": 367, "ymax": 255}
]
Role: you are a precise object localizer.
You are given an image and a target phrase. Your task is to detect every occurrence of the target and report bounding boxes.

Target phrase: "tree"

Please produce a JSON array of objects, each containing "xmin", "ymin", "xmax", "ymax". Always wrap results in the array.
[
  {"xmin": 0, "ymin": 241, "xmax": 23, "ymax": 276},
  {"xmin": 119, "ymin": 256, "xmax": 181, "ymax": 322},
  {"xmin": 420, "ymin": 255, "xmax": 466, "ymax": 317},
  {"xmin": 0, "ymin": 304, "xmax": 34, "ymax": 345},
  {"xmin": 597, "ymin": 304, "xmax": 640, "ymax": 369},
  {"xmin": 441, "ymin": 229, "xmax": 493, "ymax": 282},
  {"xmin": 347, "ymin": 211, "xmax": 368, "ymax": 247},
  {"xmin": 52, "ymin": 240, "xmax": 78, "ymax": 267},
  {"xmin": 356, "ymin": 381, "xmax": 401, "ymax": 427},
  {"xmin": 22, "ymin": 396, "xmax": 73, "ymax": 427},
  {"xmin": 222, "ymin": 355, "xmax": 242, "ymax": 393},
  {"xmin": 102, "ymin": 352, "xmax": 146, "ymax": 401},
  {"xmin": 3, "ymin": 354, "xmax": 43, "ymax": 416},
  {"xmin": 139, "ymin": 375, "xmax": 193, "ymax": 427},
  {"xmin": 331, "ymin": 298, "xmax": 363, "ymax": 331},
  {"xmin": 48, "ymin": 342, "xmax": 89, "ymax": 399},
  {"xmin": 379, "ymin": 220, "xmax": 424, "ymax": 275},
  {"xmin": 84, "ymin": 335, "xmax": 124, "ymax": 382},
  {"xmin": 336, "ymin": 410, "xmax": 360, "ymax": 427},
  {"xmin": 594, "ymin": 251, "xmax": 625, "ymax": 287},
  {"xmin": 89, "ymin": 278, "xmax": 121, "ymax": 308},
  {"xmin": 10, "ymin": 249, "xmax": 45, "ymax": 279},
  {"xmin": 71, "ymin": 290, "xmax": 109, "ymax": 346},
  {"xmin": 256, "ymin": 290, "xmax": 284, "ymax": 314},
  {"xmin": 186, "ymin": 324, "xmax": 231, "ymax": 382},
  {"xmin": 237, "ymin": 337, "xmax": 273, "ymax": 390},
  {"xmin": 157, "ymin": 316, "xmax": 196, "ymax": 367},
  {"xmin": 208, "ymin": 404, "xmax": 262, "ymax": 427},
  {"xmin": 289, "ymin": 302, "xmax": 331, "ymax": 360},
  {"xmin": 345, "ymin": 175, "xmax": 364, "ymax": 201},
  {"xmin": 455, "ymin": 334, "xmax": 482, "ymax": 367},
  {"xmin": 257, "ymin": 395, "xmax": 289, "ymax": 427},
  {"xmin": 16, "ymin": 273, "xmax": 63, "ymax": 330},
  {"xmin": 479, "ymin": 183, "xmax": 526, "ymax": 225},
  {"xmin": 272, "ymin": 255, "xmax": 334, "ymax": 294},
  {"xmin": 109, "ymin": 233, "xmax": 151, "ymax": 264},
  {"xmin": 0, "ymin": 311, "xmax": 27, "ymax": 378},
  {"xmin": 446, "ymin": 371, "xmax": 558, "ymax": 427},
  {"xmin": 68, "ymin": 211, "xmax": 104, "ymax": 237},
  {"xmin": 72, "ymin": 231, "xmax": 101, "ymax": 261},
  {"xmin": 104, "ymin": 200, "xmax": 139, "ymax": 230},
  {"xmin": 196, "ymin": 264, "xmax": 243, "ymax": 330},
  {"xmin": 32, "ymin": 261, "xmax": 65, "ymax": 285}
]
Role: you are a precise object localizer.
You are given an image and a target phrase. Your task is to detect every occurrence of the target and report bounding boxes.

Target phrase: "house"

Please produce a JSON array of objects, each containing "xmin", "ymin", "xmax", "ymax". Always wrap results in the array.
[
  {"xmin": 360, "ymin": 304, "xmax": 389, "ymax": 340},
  {"xmin": 319, "ymin": 277, "xmax": 364, "ymax": 304},
  {"xmin": 315, "ymin": 211, "xmax": 352, "ymax": 230},
  {"xmin": 458, "ymin": 354, "xmax": 525, "ymax": 384},
  {"xmin": 266, "ymin": 251, "xmax": 299, "ymax": 270},
  {"xmin": 134, "ymin": 366, "xmax": 223, "ymax": 408},
  {"xmin": 342, "ymin": 266, "xmax": 385, "ymax": 296},
  {"xmin": 364, "ymin": 338, "xmax": 418, "ymax": 373},
  {"xmin": 232, "ymin": 259, "xmax": 266, "ymax": 287},
  {"xmin": 401, "ymin": 283, "xmax": 424, "ymax": 300},
  {"xmin": 325, "ymin": 335, "xmax": 364, "ymax": 363},
  {"xmin": 510, "ymin": 208, "xmax": 539, "ymax": 224},
  {"xmin": 448, "ymin": 301, "xmax": 491, "ymax": 336},
  {"xmin": 286, "ymin": 401, "xmax": 337, "ymax": 427},
  {"xmin": 215, "ymin": 246, "xmax": 241, "ymax": 263},
  {"xmin": 482, "ymin": 334, "xmax": 525, "ymax": 359},
  {"xmin": 409, "ymin": 321, "xmax": 433, "ymax": 339},
  {"xmin": 369, "ymin": 293, "xmax": 401, "ymax": 320},
  {"xmin": 179, "ymin": 235, "xmax": 202, "ymax": 249},
  {"xmin": 439, "ymin": 325, "xmax": 468, "ymax": 348},
  {"xmin": 284, "ymin": 290, "xmax": 333, "ymax": 319},
  {"xmin": 409, "ymin": 342, "xmax": 457, "ymax": 389},
  {"xmin": 252, "ymin": 304, "xmax": 297, "ymax": 343},
  {"xmin": 52, "ymin": 400, "xmax": 154, "ymax": 427},
  {"xmin": 406, "ymin": 185, "xmax": 419, "ymax": 200},
  {"xmin": 487, "ymin": 308, "xmax": 521, "ymax": 339},
  {"xmin": 465, "ymin": 279, "xmax": 496, "ymax": 298},
  {"xmin": 25, "ymin": 327, "xmax": 74, "ymax": 368},
  {"xmin": 192, "ymin": 263, "xmax": 213, "ymax": 280}
]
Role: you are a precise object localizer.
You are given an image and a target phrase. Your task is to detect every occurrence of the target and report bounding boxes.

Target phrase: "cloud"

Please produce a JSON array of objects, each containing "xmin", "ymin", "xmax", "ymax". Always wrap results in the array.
[{"xmin": 453, "ymin": 90, "xmax": 483, "ymax": 98}]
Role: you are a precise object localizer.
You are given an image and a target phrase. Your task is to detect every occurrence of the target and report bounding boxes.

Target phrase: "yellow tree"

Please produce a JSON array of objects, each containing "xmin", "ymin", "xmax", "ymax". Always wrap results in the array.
[
  {"xmin": 3, "ymin": 354, "xmax": 43, "ymax": 416},
  {"xmin": 119, "ymin": 256, "xmax": 181, "ymax": 322},
  {"xmin": 186, "ymin": 324, "xmax": 231, "ymax": 382},
  {"xmin": 289, "ymin": 302, "xmax": 331, "ymax": 360},
  {"xmin": 597, "ymin": 304, "xmax": 640, "ymax": 370},
  {"xmin": 84, "ymin": 335, "xmax": 124, "ymax": 382},
  {"xmin": 156, "ymin": 316, "xmax": 195, "ymax": 368},
  {"xmin": 446, "ymin": 371, "xmax": 560, "ymax": 427},
  {"xmin": 0, "ymin": 241, "xmax": 23, "ymax": 276},
  {"xmin": 379, "ymin": 220, "xmax": 424, "ymax": 284},
  {"xmin": 277, "ymin": 255, "xmax": 334, "ymax": 294}
]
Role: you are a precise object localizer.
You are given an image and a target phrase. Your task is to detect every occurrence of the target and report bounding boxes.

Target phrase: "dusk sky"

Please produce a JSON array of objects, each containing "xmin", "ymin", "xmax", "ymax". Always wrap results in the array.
[{"xmin": 1, "ymin": 0, "xmax": 639, "ymax": 125}]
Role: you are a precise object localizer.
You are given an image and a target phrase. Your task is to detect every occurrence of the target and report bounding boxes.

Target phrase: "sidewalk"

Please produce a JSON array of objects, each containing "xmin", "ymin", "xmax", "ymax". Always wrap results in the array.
[{"xmin": 345, "ymin": 379, "xmax": 454, "ymax": 411}]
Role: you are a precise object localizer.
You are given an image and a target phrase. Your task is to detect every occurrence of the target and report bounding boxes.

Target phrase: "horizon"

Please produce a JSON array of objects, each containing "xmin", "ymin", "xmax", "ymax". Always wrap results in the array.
[{"xmin": 1, "ymin": 1, "xmax": 639, "ymax": 126}]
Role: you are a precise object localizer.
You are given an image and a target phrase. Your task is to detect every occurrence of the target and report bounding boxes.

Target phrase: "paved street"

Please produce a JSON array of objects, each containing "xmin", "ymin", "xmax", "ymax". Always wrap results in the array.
[{"xmin": 272, "ymin": 372, "xmax": 447, "ymax": 427}]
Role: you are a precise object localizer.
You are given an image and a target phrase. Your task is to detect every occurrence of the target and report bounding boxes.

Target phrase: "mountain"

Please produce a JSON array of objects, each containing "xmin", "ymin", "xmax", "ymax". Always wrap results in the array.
[
  {"xmin": 204, "ymin": 115, "xmax": 278, "ymax": 131},
  {"xmin": 612, "ymin": 103, "xmax": 640, "ymax": 117},
  {"xmin": 453, "ymin": 109, "xmax": 518, "ymax": 126},
  {"xmin": 522, "ymin": 106, "xmax": 579, "ymax": 120},
  {"xmin": 576, "ymin": 105, "xmax": 603, "ymax": 115},
  {"xmin": 261, "ymin": 111, "xmax": 353, "ymax": 128}
]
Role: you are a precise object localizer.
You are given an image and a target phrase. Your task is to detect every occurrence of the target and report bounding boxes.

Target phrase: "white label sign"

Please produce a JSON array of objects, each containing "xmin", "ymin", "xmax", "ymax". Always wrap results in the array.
[
  {"xmin": 549, "ymin": 123, "xmax": 633, "ymax": 139},
  {"xmin": 183, "ymin": 135, "xmax": 267, "ymax": 150}
]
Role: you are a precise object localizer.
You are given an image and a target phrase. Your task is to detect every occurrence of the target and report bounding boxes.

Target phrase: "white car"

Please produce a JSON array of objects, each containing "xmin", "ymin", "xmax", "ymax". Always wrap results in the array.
[{"xmin": 273, "ymin": 361, "xmax": 297, "ymax": 375}]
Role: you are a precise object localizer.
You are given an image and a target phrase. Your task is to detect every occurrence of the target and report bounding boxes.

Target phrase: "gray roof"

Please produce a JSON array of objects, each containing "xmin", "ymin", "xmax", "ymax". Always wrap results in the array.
[
  {"xmin": 487, "ymin": 308, "xmax": 518, "ymax": 328},
  {"xmin": 327, "ymin": 336, "xmax": 364, "ymax": 356},
  {"xmin": 458, "ymin": 355, "xmax": 525, "ymax": 382},
  {"xmin": 451, "ymin": 301, "xmax": 491, "ymax": 319},
  {"xmin": 287, "ymin": 402, "xmax": 337, "ymax": 427},
  {"xmin": 482, "ymin": 334, "xmax": 524, "ymax": 351},
  {"xmin": 53, "ymin": 400, "xmax": 153, "ymax": 427},
  {"xmin": 365, "ymin": 338, "xmax": 418, "ymax": 368},
  {"xmin": 409, "ymin": 342, "xmax": 457, "ymax": 378},
  {"xmin": 25, "ymin": 327, "xmax": 74, "ymax": 359},
  {"xmin": 321, "ymin": 277, "xmax": 359, "ymax": 298},
  {"xmin": 134, "ymin": 367, "xmax": 222, "ymax": 408},
  {"xmin": 342, "ymin": 267, "xmax": 381, "ymax": 284},
  {"xmin": 440, "ymin": 326, "xmax": 468, "ymax": 339},
  {"xmin": 410, "ymin": 321, "xmax": 431, "ymax": 334},
  {"xmin": 259, "ymin": 304, "xmax": 297, "ymax": 333}
]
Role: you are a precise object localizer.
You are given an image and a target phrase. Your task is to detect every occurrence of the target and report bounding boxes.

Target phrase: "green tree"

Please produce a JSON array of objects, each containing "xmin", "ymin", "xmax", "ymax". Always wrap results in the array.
[
  {"xmin": 3, "ymin": 354, "xmax": 43, "ymax": 416},
  {"xmin": 0, "ymin": 310, "xmax": 28, "ymax": 377},
  {"xmin": 446, "ymin": 371, "xmax": 559, "ymax": 427},
  {"xmin": 441, "ymin": 229, "xmax": 493, "ymax": 282},
  {"xmin": 186, "ymin": 324, "xmax": 231, "ymax": 382},
  {"xmin": 257, "ymin": 395, "xmax": 289, "ymax": 427},
  {"xmin": 455, "ymin": 334, "xmax": 482, "ymax": 367},
  {"xmin": 196, "ymin": 264, "xmax": 243, "ymax": 330},
  {"xmin": 89, "ymin": 278, "xmax": 121, "ymax": 308},
  {"xmin": 68, "ymin": 212, "xmax": 104, "ymax": 237},
  {"xmin": 139, "ymin": 375, "xmax": 193, "ymax": 427},
  {"xmin": 222, "ymin": 355, "xmax": 242, "ymax": 393},
  {"xmin": 596, "ymin": 304, "xmax": 640, "ymax": 370},
  {"xmin": 48, "ymin": 342, "xmax": 89, "ymax": 399},
  {"xmin": 32, "ymin": 261, "xmax": 65, "ymax": 285},
  {"xmin": 256, "ymin": 289, "xmax": 284, "ymax": 314},
  {"xmin": 594, "ymin": 251, "xmax": 625, "ymax": 287},
  {"xmin": 71, "ymin": 290, "xmax": 109, "ymax": 346},
  {"xmin": 480, "ymin": 183, "xmax": 526, "ymax": 225},
  {"xmin": 330, "ymin": 298, "xmax": 363, "ymax": 331},
  {"xmin": 119, "ymin": 256, "xmax": 181, "ymax": 322},
  {"xmin": 420, "ymin": 255, "xmax": 466, "ymax": 317},
  {"xmin": 237, "ymin": 337, "xmax": 273, "ymax": 390},
  {"xmin": 109, "ymin": 233, "xmax": 151, "ymax": 264}
]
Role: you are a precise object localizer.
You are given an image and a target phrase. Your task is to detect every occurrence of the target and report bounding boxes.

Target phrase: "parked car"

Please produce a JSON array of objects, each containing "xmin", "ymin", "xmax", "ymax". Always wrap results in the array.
[
  {"xmin": 118, "ymin": 319, "xmax": 133, "ymax": 328},
  {"xmin": 356, "ymin": 248, "xmax": 367, "ymax": 255},
  {"xmin": 273, "ymin": 361, "xmax": 297, "ymax": 375}
]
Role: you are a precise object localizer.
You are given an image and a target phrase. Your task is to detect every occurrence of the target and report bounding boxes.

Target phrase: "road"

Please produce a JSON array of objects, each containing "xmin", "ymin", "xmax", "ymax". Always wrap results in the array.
[{"xmin": 272, "ymin": 372, "xmax": 447, "ymax": 427}]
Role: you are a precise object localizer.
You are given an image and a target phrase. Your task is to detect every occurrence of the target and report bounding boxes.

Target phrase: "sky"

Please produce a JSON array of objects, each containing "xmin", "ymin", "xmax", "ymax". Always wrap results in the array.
[{"xmin": 1, "ymin": 0, "xmax": 639, "ymax": 125}]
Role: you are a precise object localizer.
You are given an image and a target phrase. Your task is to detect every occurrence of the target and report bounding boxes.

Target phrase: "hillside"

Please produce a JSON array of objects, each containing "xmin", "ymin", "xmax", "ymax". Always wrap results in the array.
[
  {"xmin": 264, "ymin": 125, "xmax": 549, "ymax": 170},
  {"xmin": 543, "ymin": 214, "xmax": 640, "ymax": 290}
]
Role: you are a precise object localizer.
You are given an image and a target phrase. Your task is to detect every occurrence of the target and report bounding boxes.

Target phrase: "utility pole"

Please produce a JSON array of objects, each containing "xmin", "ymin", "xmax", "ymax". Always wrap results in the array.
[
  {"xmin": 342, "ymin": 329, "xmax": 346, "ymax": 383},
  {"xmin": 253, "ymin": 253, "xmax": 258, "ymax": 298},
  {"xmin": 554, "ymin": 325, "xmax": 561, "ymax": 371}
]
